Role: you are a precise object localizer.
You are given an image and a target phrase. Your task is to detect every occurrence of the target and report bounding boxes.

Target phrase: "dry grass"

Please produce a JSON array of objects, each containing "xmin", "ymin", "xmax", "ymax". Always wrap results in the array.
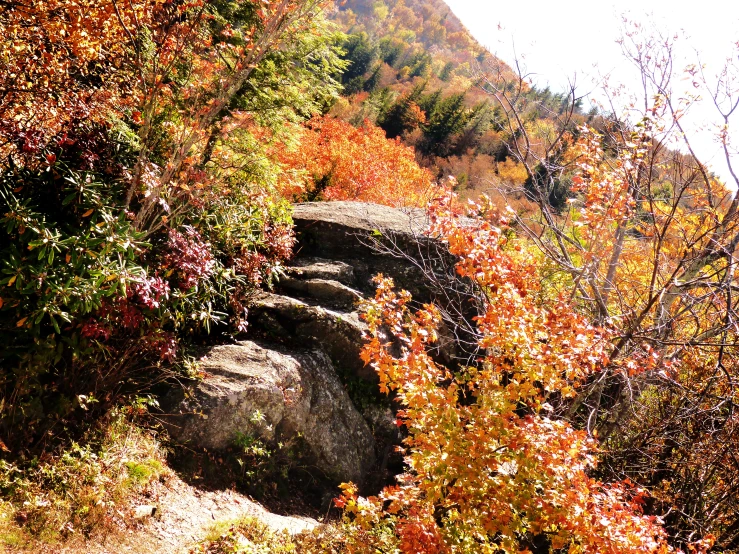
[
  {"xmin": 190, "ymin": 517, "xmax": 345, "ymax": 554},
  {"xmin": 0, "ymin": 408, "xmax": 168, "ymax": 551}
]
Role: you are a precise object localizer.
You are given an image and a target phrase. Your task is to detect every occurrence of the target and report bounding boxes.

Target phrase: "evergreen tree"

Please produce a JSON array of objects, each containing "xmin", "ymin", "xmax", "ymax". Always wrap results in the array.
[
  {"xmin": 439, "ymin": 60, "xmax": 455, "ymax": 81},
  {"xmin": 378, "ymin": 82, "xmax": 426, "ymax": 139},
  {"xmin": 378, "ymin": 36, "xmax": 405, "ymax": 67},
  {"xmin": 340, "ymin": 32, "xmax": 379, "ymax": 89},
  {"xmin": 421, "ymin": 92, "xmax": 470, "ymax": 154},
  {"xmin": 363, "ymin": 64, "xmax": 382, "ymax": 92}
]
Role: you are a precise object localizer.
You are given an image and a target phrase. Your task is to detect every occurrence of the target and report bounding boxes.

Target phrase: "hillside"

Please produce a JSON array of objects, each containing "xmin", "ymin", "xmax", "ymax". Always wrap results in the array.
[{"xmin": 327, "ymin": 0, "xmax": 589, "ymax": 205}]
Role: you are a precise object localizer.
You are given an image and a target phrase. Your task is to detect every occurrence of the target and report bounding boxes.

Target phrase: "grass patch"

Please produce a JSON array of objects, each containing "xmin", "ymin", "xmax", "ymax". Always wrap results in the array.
[
  {"xmin": 0, "ymin": 408, "xmax": 168, "ymax": 550},
  {"xmin": 190, "ymin": 516, "xmax": 345, "ymax": 554},
  {"xmin": 125, "ymin": 459, "xmax": 165, "ymax": 486}
]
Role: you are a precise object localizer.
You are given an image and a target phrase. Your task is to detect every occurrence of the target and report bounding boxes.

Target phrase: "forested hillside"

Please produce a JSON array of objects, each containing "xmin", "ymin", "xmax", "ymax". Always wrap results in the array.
[
  {"xmin": 2, "ymin": 0, "xmax": 739, "ymax": 553},
  {"xmin": 325, "ymin": 0, "xmax": 590, "ymax": 206}
]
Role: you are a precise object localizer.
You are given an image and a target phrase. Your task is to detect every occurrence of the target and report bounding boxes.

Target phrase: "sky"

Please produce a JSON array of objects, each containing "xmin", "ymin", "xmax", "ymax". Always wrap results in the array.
[{"xmin": 444, "ymin": 0, "xmax": 739, "ymax": 186}]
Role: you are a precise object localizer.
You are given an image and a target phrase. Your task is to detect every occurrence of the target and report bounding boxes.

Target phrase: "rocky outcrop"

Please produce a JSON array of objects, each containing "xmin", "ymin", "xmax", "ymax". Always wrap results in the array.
[
  {"xmin": 291, "ymin": 201, "xmax": 438, "ymax": 302},
  {"xmin": 166, "ymin": 202, "xmax": 459, "ymax": 490},
  {"xmin": 167, "ymin": 340, "xmax": 374, "ymax": 485}
]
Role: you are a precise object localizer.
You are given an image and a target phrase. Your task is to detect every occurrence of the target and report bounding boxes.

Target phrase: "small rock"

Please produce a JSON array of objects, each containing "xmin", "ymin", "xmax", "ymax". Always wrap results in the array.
[{"xmin": 133, "ymin": 504, "xmax": 157, "ymax": 519}]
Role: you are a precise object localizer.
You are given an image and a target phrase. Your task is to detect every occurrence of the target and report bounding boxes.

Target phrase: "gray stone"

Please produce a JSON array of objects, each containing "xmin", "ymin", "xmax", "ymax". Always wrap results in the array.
[
  {"xmin": 165, "ymin": 202, "xmax": 475, "ymax": 497},
  {"xmin": 249, "ymin": 292, "xmax": 374, "ymax": 382},
  {"xmin": 166, "ymin": 340, "xmax": 375, "ymax": 486},
  {"xmin": 288, "ymin": 257, "xmax": 356, "ymax": 285},
  {"xmin": 278, "ymin": 276, "xmax": 363, "ymax": 309},
  {"xmin": 292, "ymin": 201, "xmax": 428, "ymax": 235},
  {"xmin": 291, "ymin": 201, "xmax": 453, "ymax": 303}
]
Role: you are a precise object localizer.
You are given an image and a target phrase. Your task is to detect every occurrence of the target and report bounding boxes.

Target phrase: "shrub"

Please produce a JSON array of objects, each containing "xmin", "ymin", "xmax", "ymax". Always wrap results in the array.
[
  {"xmin": 336, "ymin": 194, "xmax": 682, "ymax": 553},
  {"xmin": 275, "ymin": 116, "xmax": 441, "ymax": 207},
  {"xmin": 0, "ymin": 157, "xmax": 279, "ymax": 449}
]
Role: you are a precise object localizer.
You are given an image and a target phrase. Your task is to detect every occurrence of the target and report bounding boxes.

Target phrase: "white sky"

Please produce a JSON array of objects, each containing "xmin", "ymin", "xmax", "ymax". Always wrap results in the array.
[{"xmin": 444, "ymin": 0, "xmax": 739, "ymax": 186}]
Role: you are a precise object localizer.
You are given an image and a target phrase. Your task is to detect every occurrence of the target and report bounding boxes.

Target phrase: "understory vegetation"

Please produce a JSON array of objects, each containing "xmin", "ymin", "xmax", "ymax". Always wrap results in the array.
[
  {"xmin": 2, "ymin": 0, "xmax": 739, "ymax": 552},
  {"xmin": 190, "ymin": 517, "xmax": 344, "ymax": 554},
  {"xmin": 0, "ymin": 407, "xmax": 167, "ymax": 547}
]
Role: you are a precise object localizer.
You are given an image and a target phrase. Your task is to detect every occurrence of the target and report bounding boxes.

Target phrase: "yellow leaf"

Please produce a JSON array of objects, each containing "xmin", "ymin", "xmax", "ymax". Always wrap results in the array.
[
  {"xmin": 7, "ymin": 275, "xmax": 16, "ymax": 287},
  {"xmin": 82, "ymin": 208, "xmax": 94, "ymax": 217},
  {"xmin": 105, "ymin": 274, "xmax": 117, "ymax": 282}
]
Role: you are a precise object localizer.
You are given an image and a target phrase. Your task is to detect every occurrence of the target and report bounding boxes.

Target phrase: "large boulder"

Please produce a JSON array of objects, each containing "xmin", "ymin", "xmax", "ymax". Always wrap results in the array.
[
  {"xmin": 292, "ymin": 201, "xmax": 428, "ymax": 248},
  {"xmin": 166, "ymin": 202, "xmax": 474, "ymax": 496},
  {"xmin": 166, "ymin": 340, "xmax": 375, "ymax": 486},
  {"xmin": 288, "ymin": 202, "xmax": 474, "ymax": 366}
]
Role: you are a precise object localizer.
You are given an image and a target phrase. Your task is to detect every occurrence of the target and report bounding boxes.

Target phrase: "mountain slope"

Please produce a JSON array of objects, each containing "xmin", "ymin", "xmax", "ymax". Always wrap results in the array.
[{"xmin": 327, "ymin": 0, "xmax": 588, "ymax": 202}]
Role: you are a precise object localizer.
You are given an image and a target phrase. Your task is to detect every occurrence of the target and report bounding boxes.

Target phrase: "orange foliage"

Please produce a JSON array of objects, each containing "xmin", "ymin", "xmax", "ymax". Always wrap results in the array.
[
  {"xmin": 339, "ymin": 194, "xmax": 682, "ymax": 554},
  {"xmin": 277, "ymin": 116, "xmax": 440, "ymax": 207},
  {"xmin": 497, "ymin": 157, "xmax": 529, "ymax": 186},
  {"xmin": 0, "ymin": 0, "xmax": 150, "ymax": 163}
]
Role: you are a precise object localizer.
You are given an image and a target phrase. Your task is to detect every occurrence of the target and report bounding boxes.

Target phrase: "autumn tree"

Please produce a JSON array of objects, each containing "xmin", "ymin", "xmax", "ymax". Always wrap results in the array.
[
  {"xmin": 0, "ymin": 0, "xmax": 149, "ymax": 166},
  {"xmin": 337, "ymin": 194, "xmax": 684, "ymax": 554},
  {"xmin": 476, "ymin": 24, "xmax": 739, "ymax": 549},
  {"xmin": 123, "ymin": 0, "xmax": 342, "ymax": 234},
  {"xmin": 276, "ymin": 115, "xmax": 439, "ymax": 207}
]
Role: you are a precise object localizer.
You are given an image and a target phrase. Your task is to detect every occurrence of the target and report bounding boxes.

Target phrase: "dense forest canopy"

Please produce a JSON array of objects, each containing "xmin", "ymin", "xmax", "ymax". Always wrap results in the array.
[{"xmin": 1, "ymin": 0, "xmax": 739, "ymax": 552}]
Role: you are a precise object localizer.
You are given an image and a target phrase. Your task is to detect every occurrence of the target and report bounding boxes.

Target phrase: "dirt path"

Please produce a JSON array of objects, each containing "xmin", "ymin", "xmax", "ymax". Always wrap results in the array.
[{"xmin": 26, "ymin": 474, "xmax": 317, "ymax": 554}]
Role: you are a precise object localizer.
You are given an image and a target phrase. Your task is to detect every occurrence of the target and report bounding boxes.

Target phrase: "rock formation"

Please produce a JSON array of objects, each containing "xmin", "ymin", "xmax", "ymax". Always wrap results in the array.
[{"xmin": 165, "ymin": 202, "xmax": 459, "ymax": 490}]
